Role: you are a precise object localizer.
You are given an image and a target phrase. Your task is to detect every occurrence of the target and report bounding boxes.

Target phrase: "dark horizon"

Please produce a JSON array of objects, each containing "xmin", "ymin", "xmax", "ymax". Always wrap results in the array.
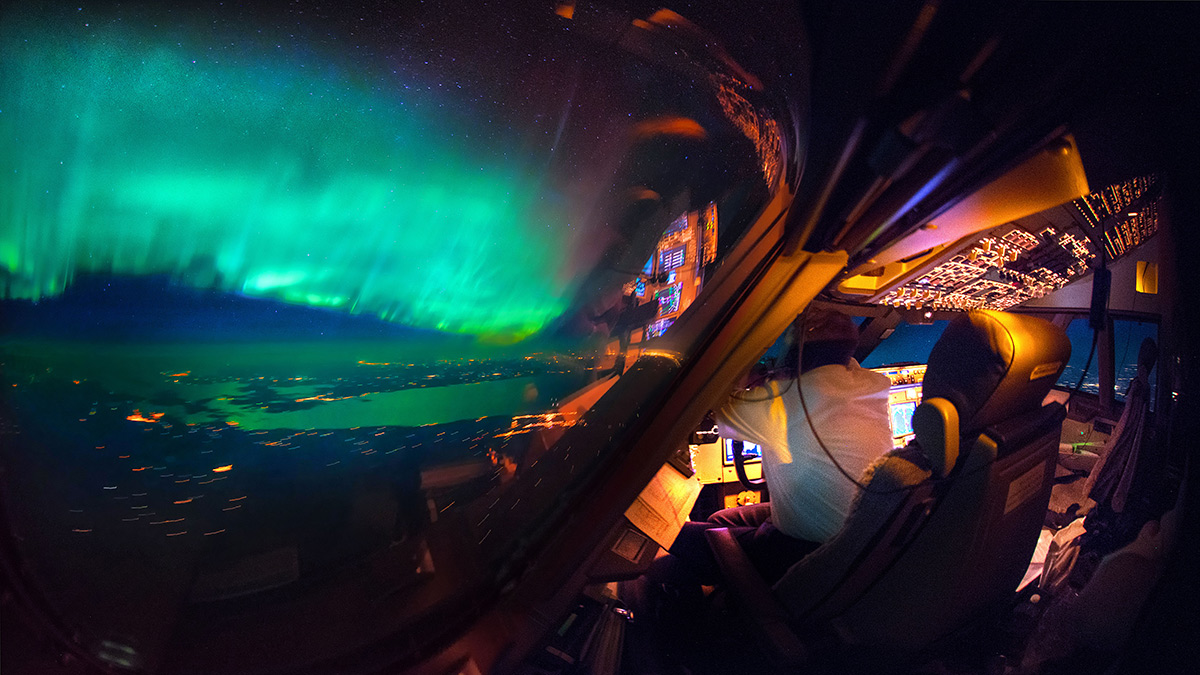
[{"xmin": 1, "ymin": 274, "xmax": 469, "ymax": 344}]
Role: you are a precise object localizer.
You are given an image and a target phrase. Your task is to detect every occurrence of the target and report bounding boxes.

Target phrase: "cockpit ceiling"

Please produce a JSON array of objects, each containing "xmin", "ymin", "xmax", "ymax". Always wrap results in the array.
[{"xmin": 836, "ymin": 174, "xmax": 1160, "ymax": 312}]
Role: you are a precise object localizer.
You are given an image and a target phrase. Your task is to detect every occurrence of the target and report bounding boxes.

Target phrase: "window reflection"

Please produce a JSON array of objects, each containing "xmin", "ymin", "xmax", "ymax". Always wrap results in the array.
[{"xmin": 0, "ymin": 1, "xmax": 793, "ymax": 670}]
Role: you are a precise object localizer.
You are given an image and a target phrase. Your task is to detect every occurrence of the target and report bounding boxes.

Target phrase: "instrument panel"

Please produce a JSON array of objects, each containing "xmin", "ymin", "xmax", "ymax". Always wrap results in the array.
[{"xmin": 871, "ymin": 364, "xmax": 926, "ymax": 448}]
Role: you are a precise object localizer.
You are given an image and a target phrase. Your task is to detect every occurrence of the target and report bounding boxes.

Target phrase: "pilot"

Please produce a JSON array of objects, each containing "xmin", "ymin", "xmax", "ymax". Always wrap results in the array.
[{"xmin": 655, "ymin": 308, "xmax": 893, "ymax": 588}]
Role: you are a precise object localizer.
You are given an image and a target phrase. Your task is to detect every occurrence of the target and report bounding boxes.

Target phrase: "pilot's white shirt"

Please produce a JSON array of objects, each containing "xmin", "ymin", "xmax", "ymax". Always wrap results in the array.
[{"xmin": 716, "ymin": 359, "xmax": 892, "ymax": 543}]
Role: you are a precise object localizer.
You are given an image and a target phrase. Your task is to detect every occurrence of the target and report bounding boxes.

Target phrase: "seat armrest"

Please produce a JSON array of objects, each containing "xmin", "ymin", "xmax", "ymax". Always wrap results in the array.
[{"xmin": 704, "ymin": 527, "xmax": 809, "ymax": 666}]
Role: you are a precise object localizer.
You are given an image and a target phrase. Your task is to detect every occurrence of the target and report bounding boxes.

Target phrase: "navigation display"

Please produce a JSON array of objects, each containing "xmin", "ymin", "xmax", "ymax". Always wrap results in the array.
[
  {"xmin": 872, "ymin": 365, "xmax": 926, "ymax": 448},
  {"xmin": 890, "ymin": 400, "xmax": 917, "ymax": 438},
  {"xmin": 722, "ymin": 438, "xmax": 762, "ymax": 465}
]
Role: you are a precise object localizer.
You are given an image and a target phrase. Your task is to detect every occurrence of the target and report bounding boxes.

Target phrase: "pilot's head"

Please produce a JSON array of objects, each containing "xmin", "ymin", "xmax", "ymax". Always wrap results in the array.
[{"xmin": 794, "ymin": 308, "xmax": 859, "ymax": 373}]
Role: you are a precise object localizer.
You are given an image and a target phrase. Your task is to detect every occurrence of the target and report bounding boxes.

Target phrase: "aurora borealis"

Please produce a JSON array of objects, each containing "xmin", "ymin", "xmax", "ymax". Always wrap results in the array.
[{"xmin": 0, "ymin": 5, "xmax": 585, "ymax": 339}]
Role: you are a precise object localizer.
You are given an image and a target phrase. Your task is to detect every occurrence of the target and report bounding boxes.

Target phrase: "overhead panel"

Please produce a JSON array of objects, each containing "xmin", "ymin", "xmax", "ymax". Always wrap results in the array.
[
  {"xmin": 853, "ymin": 136, "xmax": 1091, "ymax": 274},
  {"xmin": 880, "ymin": 222, "xmax": 1093, "ymax": 311},
  {"xmin": 871, "ymin": 175, "xmax": 1159, "ymax": 312},
  {"xmin": 1074, "ymin": 175, "xmax": 1160, "ymax": 260}
]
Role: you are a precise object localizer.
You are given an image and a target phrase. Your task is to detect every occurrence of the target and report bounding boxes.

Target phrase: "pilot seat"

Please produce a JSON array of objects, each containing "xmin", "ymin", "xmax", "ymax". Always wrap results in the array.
[{"xmin": 703, "ymin": 309, "xmax": 1072, "ymax": 668}]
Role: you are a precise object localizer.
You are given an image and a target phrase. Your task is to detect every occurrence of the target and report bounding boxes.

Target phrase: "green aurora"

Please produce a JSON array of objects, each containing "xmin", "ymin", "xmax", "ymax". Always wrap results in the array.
[{"xmin": 0, "ymin": 9, "xmax": 578, "ymax": 339}]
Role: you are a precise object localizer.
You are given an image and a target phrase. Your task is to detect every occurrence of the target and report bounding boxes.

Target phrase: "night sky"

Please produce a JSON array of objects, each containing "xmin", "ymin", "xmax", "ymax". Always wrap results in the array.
[{"xmin": 0, "ymin": 2, "xmax": 659, "ymax": 339}]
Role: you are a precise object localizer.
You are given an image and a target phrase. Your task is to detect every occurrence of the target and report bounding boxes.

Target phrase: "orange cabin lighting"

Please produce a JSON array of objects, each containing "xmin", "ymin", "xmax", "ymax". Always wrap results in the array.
[
  {"xmin": 1136, "ymin": 261, "xmax": 1159, "ymax": 294},
  {"xmin": 632, "ymin": 116, "xmax": 707, "ymax": 141},
  {"xmin": 212, "ymin": 465, "xmax": 233, "ymax": 473}
]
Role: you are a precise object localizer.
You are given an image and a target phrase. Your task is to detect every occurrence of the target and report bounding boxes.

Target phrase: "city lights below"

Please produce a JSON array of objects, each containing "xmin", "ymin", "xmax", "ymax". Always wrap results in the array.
[{"xmin": 493, "ymin": 412, "xmax": 579, "ymax": 439}]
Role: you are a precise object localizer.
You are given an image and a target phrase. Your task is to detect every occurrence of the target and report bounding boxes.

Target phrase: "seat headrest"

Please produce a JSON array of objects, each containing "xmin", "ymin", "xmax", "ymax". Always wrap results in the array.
[
  {"xmin": 911, "ymin": 397, "xmax": 958, "ymax": 477},
  {"xmin": 922, "ymin": 311, "xmax": 1071, "ymax": 433}
]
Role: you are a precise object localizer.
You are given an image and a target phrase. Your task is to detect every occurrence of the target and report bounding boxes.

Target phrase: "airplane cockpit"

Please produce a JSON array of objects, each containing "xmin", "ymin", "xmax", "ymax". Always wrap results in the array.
[{"xmin": 1, "ymin": 2, "xmax": 1196, "ymax": 674}]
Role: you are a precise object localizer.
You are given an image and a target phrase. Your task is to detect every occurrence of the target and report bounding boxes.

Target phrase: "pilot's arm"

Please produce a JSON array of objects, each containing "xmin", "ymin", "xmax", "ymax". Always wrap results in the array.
[{"xmin": 714, "ymin": 378, "xmax": 790, "ymax": 454}]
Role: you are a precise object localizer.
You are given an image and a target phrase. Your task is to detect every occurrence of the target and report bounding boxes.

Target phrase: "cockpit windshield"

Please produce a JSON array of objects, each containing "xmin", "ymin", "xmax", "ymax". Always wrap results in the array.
[{"xmin": 0, "ymin": 2, "xmax": 803, "ymax": 671}]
